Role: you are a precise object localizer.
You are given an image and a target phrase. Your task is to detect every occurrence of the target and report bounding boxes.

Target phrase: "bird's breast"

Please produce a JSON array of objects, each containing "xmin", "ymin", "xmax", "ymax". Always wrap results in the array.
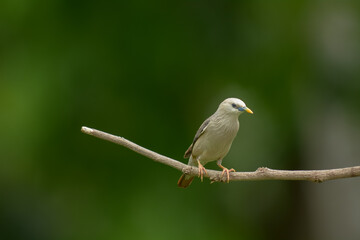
[{"xmin": 192, "ymin": 117, "xmax": 239, "ymax": 164}]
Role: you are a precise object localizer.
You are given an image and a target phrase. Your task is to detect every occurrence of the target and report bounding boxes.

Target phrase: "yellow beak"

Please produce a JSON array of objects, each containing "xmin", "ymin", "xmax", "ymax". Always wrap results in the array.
[{"xmin": 244, "ymin": 107, "xmax": 253, "ymax": 114}]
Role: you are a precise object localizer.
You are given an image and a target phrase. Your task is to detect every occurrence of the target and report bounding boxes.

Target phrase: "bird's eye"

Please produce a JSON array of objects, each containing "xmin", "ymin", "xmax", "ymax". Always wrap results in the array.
[{"xmin": 232, "ymin": 103, "xmax": 237, "ymax": 108}]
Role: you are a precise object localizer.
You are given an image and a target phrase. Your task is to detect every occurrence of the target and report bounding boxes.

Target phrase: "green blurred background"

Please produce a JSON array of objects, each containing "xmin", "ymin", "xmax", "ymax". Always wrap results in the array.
[{"xmin": 1, "ymin": 1, "xmax": 360, "ymax": 239}]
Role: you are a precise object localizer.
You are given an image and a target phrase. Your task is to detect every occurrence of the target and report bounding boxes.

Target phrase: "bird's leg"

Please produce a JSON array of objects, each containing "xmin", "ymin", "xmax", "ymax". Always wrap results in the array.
[
  {"xmin": 217, "ymin": 160, "xmax": 235, "ymax": 183},
  {"xmin": 197, "ymin": 159, "xmax": 207, "ymax": 182}
]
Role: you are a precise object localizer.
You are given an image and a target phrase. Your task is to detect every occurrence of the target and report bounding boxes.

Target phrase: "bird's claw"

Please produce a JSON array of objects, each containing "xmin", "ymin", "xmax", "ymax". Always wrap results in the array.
[
  {"xmin": 220, "ymin": 167, "xmax": 235, "ymax": 183},
  {"xmin": 197, "ymin": 160, "xmax": 208, "ymax": 182}
]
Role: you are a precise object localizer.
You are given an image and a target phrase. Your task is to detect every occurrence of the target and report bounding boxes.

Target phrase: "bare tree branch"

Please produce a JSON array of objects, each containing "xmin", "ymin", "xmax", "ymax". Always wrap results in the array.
[{"xmin": 81, "ymin": 126, "xmax": 360, "ymax": 183}]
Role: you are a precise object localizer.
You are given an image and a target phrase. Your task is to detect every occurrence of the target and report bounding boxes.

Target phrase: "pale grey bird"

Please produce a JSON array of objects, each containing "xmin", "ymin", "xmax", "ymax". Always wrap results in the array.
[{"xmin": 178, "ymin": 98, "xmax": 253, "ymax": 188}]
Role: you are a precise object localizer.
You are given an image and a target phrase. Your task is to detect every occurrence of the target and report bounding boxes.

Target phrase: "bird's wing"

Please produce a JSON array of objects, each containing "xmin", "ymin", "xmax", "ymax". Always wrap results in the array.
[{"xmin": 184, "ymin": 117, "xmax": 211, "ymax": 158}]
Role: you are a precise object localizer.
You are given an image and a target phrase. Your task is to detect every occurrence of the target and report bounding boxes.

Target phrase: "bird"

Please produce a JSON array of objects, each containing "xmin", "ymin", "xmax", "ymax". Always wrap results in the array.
[{"xmin": 177, "ymin": 98, "xmax": 253, "ymax": 188}]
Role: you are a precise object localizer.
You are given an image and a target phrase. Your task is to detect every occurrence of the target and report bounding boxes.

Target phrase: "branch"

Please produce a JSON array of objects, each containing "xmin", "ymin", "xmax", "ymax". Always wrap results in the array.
[{"xmin": 81, "ymin": 126, "xmax": 360, "ymax": 183}]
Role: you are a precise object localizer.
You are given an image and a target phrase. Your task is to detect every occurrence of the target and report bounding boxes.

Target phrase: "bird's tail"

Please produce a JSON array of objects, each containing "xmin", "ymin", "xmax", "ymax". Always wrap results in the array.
[{"xmin": 177, "ymin": 174, "xmax": 194, "ymax": 188}]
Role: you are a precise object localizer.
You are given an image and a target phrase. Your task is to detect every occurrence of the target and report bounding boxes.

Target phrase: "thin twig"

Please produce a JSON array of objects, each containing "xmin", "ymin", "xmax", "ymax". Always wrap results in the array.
[{"xmin": 81, "ymin": 126, "xmax": 360, "ymax": 183}]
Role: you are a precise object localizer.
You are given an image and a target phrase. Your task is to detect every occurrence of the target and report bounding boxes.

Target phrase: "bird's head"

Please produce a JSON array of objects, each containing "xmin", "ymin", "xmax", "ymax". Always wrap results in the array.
[{"xmin": 218, "ymin": 98, "xmax": 253, "ymax": 115}]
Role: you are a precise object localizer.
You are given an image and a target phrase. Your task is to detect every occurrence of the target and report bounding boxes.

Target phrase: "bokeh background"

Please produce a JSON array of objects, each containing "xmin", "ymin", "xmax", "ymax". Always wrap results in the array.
[{"xmin": 1, "ymin": 1, "xmax": 360, "ymax": 239}]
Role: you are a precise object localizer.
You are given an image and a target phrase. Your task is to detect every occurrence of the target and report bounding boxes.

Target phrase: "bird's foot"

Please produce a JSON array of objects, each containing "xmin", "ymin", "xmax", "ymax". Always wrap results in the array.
[
  {"xmin": 197, "ymin": 160, "xmax": 208, "ymax": 182},
  {"xmin": 218, "ymin": 165, "xmax": 235, "ymax": 183}
]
